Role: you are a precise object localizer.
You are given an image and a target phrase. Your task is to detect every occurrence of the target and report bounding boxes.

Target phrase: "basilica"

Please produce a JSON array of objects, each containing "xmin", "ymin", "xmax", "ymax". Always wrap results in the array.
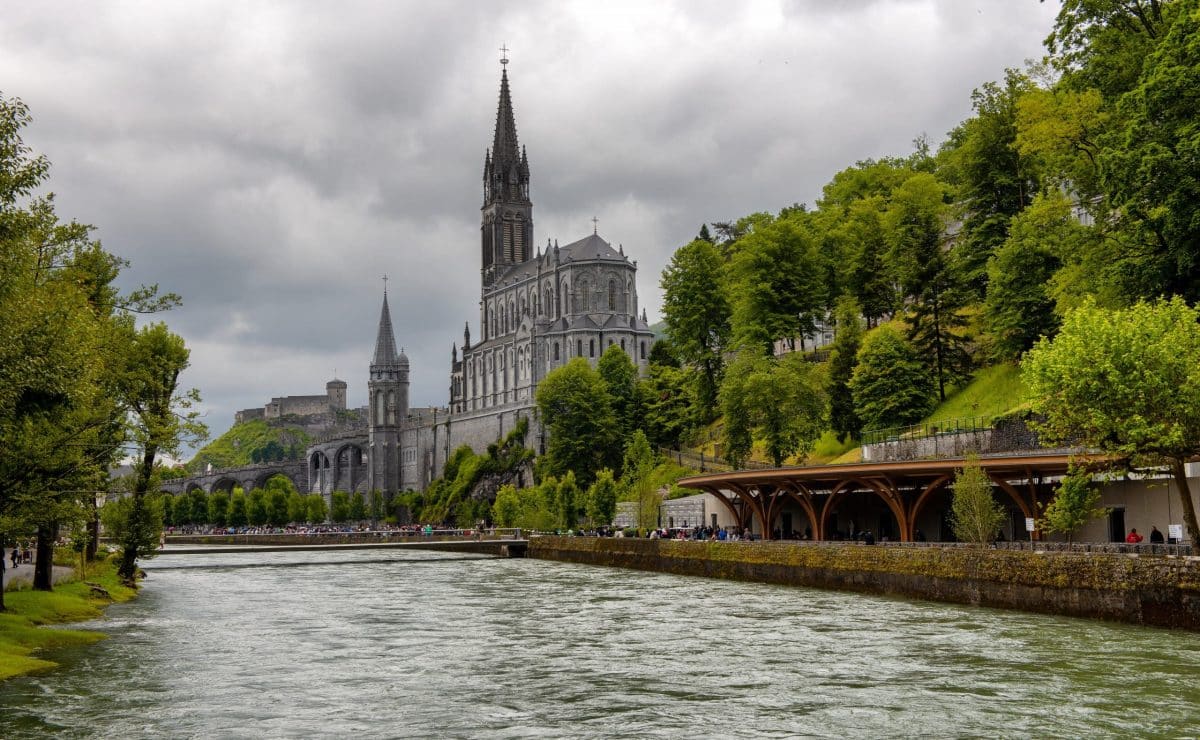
[{"xmin": 356, "ymin": 60, "xmax": 656, "ymax": 495}]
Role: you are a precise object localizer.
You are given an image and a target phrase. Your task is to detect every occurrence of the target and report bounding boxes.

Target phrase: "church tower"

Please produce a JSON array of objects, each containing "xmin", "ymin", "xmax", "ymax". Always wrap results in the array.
[
  {"xmin": 367, "ymin": 287, "xmax": 409, "ymax": 497},
  {"xmin": 481, "ymin": 51, "xmax": 532, "ymax": 287}
]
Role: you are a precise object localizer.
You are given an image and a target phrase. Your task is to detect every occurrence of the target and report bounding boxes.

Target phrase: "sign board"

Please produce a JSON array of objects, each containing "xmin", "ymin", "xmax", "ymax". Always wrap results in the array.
[
  {"xmin": 1025, "ymin": 517, "xmax": 1036, "ymax": 533},
  {"xmin": 1169, "ymin": 524, "xmax": 1184, "ymax": 541}
]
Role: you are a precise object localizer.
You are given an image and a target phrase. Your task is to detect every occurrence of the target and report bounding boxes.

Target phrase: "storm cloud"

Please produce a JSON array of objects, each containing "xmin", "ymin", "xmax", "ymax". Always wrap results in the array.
[{"xmin": 0, "ymin": 1, "xmax": 1060, "ymax": 448}]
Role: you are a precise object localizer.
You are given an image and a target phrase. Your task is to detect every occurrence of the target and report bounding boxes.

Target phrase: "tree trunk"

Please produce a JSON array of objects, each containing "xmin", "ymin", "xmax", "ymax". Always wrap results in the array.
[
  {"xmin": 1170, "ymin": 458, "xmax": 1200, "ymax": 545},
  {"xmin": 33, "ymin": 522, "xmax": 55, "ymax": 591},
  {"xmin": 86, "ymin": 498, "xmax": 99, "ymax": 562}
]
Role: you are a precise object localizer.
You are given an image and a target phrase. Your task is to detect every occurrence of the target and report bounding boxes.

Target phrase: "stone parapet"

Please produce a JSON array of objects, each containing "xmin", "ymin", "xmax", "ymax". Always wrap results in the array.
[{"xmin": 529, "ymin": 537, "xmax": 1200, "ymax": 630}]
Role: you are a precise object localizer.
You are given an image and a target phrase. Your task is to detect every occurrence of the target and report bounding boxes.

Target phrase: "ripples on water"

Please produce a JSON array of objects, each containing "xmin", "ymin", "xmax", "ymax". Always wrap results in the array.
[{"xmin": 2, "ymin": 550, "xmax": 1199, "ymax": 738}]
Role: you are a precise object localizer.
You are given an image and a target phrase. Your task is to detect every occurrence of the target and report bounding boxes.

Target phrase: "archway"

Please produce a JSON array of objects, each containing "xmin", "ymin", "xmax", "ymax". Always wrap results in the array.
[{"xmin": 820, "ymin": 479, "xmax": 906, "ymax": 541}]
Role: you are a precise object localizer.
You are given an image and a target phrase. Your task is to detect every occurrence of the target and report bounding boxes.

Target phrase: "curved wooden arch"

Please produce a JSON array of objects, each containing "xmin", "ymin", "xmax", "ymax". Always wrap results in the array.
[
  {"xmin": 821, "ymin": 477, "xmax": 908, "ymax": 541},
  {"xmin": 699, "ymin": 485, "xmax": 743, "ymax": 529},
  {"xmin": 777, "ymin": 482, "xmax": 820, "ymax": 539},
  {"xmin": 988, "ymin": 475, "xmax": 1034, "ymax": 520},
  {"xmin": 906, "ymin": 474, "xmax": 952, "ymax": 541},
  {"xmin": 726, "ymin": 482, "xmax": 765, "ymax": 535}
]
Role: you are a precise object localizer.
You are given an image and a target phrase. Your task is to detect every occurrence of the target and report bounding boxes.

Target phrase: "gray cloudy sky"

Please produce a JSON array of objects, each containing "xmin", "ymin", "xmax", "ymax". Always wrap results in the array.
[{"xmin": 2, "ymin": 1, "xmax": 1060, "ymax": 450}]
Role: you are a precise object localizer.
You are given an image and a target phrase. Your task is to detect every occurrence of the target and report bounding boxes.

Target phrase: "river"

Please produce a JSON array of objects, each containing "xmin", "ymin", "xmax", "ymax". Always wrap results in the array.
[{"xmin": 2, "ymin": 549, "xmax": 1199, "ymax": 738}]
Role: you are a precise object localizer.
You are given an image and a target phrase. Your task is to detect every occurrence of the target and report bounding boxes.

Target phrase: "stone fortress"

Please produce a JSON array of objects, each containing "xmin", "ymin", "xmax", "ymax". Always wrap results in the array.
[{"xmin": 170, "ymin": 58, "xmax": 655, "ymax": 501}]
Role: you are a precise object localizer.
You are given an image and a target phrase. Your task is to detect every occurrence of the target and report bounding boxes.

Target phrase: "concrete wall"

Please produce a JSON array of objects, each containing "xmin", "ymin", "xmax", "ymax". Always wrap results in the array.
[{"xmin": 529, "ymin": 537, "xmax": 1200, "ymax": 630}]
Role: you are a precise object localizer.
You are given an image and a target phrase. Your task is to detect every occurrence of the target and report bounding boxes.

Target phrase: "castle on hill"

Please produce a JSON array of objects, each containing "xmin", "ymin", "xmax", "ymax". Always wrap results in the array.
[{"xmin": 251, "ymin": 59, "xmax": 654, "ymax": 498}]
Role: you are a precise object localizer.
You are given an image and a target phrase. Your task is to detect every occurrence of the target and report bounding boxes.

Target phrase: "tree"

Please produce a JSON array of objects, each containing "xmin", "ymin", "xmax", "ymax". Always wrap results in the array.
[
  {"xmin": 113, "ymin": 322, "xmax": 204, "ymax": 582},
  {"xmin": 227, "ymin": 490, "xmax": 248, "ymax": 528},
  {"xmin": 330, "ymin": 491, "xmax": 350, "ymax": 523},
  {"xmin": 306, "ymin": 494, "xmax": 327, "ymax": 524},
  {"xmin": 983, "ymin": 193, "xmax": 1068, "ymax": 360},
  {"xmin": 638, "ymin": 363, "xmax": 694, "ymax": 451},
  {"xmin": 187, "ymin": 489, "xmax": 208, "ymax": 525},
  {"xmin": 950, "ymin": 456, "xmax": 1006, "ymax": 544},
  {"xmin": 827, "ymin": 296, "xmax": 865, "ymax": 439},
  {"xmin": 493, "ymin": 484, "xmax": 522, "ymax": 528},
  {"xmin": 597, "ymin": 343, "xmax": 640, "ymax": 440},
  {"xmin": 849, "ymin": 326, "xmax": 936, "ymax": 433},
  {"xmin": 286, "ymin": 491, "xmax": 307, "ymax": 524},
  {"xmin": 620, "ymin": 431, "xmax": 656, "ymax": 489},
  {"xmin": 267, "ymin": 488, "xmax": 289, "ymax": 527},
  {"xmin": 1023, "ymin": 297, "xmax": 1200, "ymax": 541},
  {"xmin": 160, "ymin": 494, "xmax": 177, "ymax": 527},
  {"xmin": 887, "ymin": 173, "xmax": 970, "ymax": 401},
  {"xmin": 536, "ymin": 358, "xmax": 618, "ymax": 488},
  {"xmin": 1040, "ymin": 466, "xmax": 1108, "ymax": 542},
  {"xmin": 207, "ymin": 492, "xmax": 229, "ymax": 528},
  {"xmin": 586, "ymin": 468, "xmax": 618, "ymax": 527},
  {"xmin": 100, "ymin": 495, "xmax": 164, "ymax": 574},
  {"xmin": 660, "ymin": 238, "xmax": 731, "ymax": 417},
  {"xmin": 349, "ymin": 491, "xmax": 367, "ymax": 522},
  {"xmin": 556, "ymin": 471, "xmax": 579, "ymax": 529},
  {"xmin": 836, "ymin": 199, "xmax": 897, "ymax": 327},
  {"xmin": 247, "ymin": 489, "xmax": 268, "ymax": 527}
]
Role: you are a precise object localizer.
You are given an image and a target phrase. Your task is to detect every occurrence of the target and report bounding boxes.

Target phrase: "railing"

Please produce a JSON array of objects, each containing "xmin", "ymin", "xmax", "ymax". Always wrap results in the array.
[
  {"xmin": 658, "ymin": 448, "xmax": 774, "ymax": 473},
  {"xmin": 862, "ymin": 416, "xmax": 995, "ymax": 447}
]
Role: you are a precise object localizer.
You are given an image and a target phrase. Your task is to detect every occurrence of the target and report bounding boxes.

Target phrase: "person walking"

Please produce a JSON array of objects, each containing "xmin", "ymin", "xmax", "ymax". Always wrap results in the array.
[
  {"xmin": 1149, "ymin": 526, "xmax": 1165, "ymax": 544},
  {"xmin": 1126, "ymin": 528, "xmax": 1144, "ymax": 544}
]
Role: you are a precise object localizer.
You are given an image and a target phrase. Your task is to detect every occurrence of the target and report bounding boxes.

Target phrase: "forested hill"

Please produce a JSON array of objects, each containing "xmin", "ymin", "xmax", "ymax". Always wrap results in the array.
[{"xmin": 187, "ymin": 419, "xmax": 313, "ymax": 472}]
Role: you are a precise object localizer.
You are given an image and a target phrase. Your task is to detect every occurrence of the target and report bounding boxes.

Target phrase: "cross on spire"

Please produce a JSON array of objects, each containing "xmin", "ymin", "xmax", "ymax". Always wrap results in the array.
[
  {"xmin": 592, "ymin": 216, "xmax": 599, "ymax": 235},
  {"xmin": 500, "ymin": 44, "xmax": 509, "ymax": 66},
  {"xmin": 382, "ymin": 274, "xmax": 389, "ymax": 294}
]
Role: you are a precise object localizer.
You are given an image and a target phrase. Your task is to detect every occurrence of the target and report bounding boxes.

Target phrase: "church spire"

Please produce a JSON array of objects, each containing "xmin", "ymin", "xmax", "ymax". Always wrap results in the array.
[
  {"xmin": 481, "ymin": 51, "xmax": 533, "ymax": 282},
  {"xmin": 492, "ymin": 67, "xmax": 520, "ymax": 172},
  {"xmin": 372, "ymin": 289, "xmax": 399, "ymax": 367}
]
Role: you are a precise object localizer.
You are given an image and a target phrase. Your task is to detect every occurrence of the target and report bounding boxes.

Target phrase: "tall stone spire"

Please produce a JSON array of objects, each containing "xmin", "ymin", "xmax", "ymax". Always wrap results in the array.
[
  {"xmin": 481, "ymin": 53, "xmax": 533, "ymax": 284},
  {"xmin": 372, "ymin": 290, "xmax": 399, "ymax": 367}
]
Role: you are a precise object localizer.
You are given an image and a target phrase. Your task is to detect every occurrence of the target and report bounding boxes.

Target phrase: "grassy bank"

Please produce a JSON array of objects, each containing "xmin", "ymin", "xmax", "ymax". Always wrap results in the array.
[{"xmin": 0, "ymin": 558, "xmax": 137, "ymax": 681}]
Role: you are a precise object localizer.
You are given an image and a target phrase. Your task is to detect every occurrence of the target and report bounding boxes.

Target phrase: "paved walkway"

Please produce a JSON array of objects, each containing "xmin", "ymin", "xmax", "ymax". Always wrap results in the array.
[{"xmin": 1, "ymin": 561, "xmax": 76, "ymax": 591}]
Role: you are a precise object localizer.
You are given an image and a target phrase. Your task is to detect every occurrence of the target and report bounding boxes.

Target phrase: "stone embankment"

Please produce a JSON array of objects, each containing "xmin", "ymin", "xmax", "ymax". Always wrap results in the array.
[{"xmin": 528, "ymin": 537, "xmax": 1200, "ymax": 630}]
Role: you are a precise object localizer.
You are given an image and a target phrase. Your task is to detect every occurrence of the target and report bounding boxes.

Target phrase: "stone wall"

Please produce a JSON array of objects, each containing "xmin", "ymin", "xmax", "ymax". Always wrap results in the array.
[{"xmin": 528, "ymin": 537, "xmax": 1200, "ymax": 630}]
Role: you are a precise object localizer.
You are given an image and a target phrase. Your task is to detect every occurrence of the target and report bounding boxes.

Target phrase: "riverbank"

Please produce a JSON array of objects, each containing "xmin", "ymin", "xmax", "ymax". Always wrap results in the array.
[
  {"xmin": 529, "ymin": 537, "xmax": 1200, "ymax": 630},
  {"xmin": 0, "ymin": 559, "xmax": 137, "ymax": 681}
]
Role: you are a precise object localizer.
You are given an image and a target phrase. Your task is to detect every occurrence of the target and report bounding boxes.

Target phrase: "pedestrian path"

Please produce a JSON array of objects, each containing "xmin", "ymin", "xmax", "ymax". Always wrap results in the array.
[{"xmin": 2, "ymin": 561, "xmax": 75, "ymax": 591}]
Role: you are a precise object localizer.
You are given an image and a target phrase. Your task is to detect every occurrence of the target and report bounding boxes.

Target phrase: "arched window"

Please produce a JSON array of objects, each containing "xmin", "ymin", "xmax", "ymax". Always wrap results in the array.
[
  {"xmin": 553, "ymin": 342, "xmax": 559, "ymax": 361},
  {"xmin": 387, "ymin": 390, "xmax": 396, "ymax": 424},
  {"xmin": 578, "ymin": 281, "xmax": 590, "ymax": 312},
  {"xmin": 608, "ymin": 280, "xmax": 617, "ymax": 311},
  {"xmin": 640, "ymin": 342, "xmax": 646, "ymax": 360},
  {"xmin": 375, "ymin": 392, "xmax": 384, "ymax": 425},
  {"xmin": 589, "ymin": 339, "xmax": 595, "ymax": 357},
  {"xmin": 577, "ymin": 339, "xmax": 583, "ymax": 357},
  {"xmin": 621, "ymin": 338, "xmax": 626, "ymax": 351}
]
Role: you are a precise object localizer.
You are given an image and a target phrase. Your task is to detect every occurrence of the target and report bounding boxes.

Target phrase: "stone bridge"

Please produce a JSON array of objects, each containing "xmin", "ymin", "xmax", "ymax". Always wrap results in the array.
[
  {"xmin": 306, "ymin": 429, "xmax": 370, "ymax": 496},
  {"xmin": 159, "ymin": 460, "xmax": 308, "ymax": 497}
]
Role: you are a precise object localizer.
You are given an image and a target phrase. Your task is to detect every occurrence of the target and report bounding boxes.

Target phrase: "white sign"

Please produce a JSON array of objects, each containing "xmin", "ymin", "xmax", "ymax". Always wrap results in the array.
[
  {"xmin": 1025, "ymin": 518, "xmax": 1036, "ymax": 532},
  {"xmin": 1169, "ymin": 524, "xmax": 1184, "ymax": 541}
]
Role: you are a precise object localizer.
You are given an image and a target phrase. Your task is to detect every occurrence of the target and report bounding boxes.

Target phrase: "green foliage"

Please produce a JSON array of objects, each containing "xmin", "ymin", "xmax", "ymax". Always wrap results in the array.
[
  {"xmin": 227, "ymin": 491, "xmax": 248, "ymax": 528},
  {"xmin": 419, "ymin": 419, "xmax": 534, "ymax": 525},
  {"xmin": 349, "ymin": 491, "xmax": 367, "ymax": 522},
  {"xmin": 189, "ymin": 419, "xmax": 312, "ymax": 472},
  {"xmin": 246, "ymin": 489, "xmax": 268, "ymax": 527},
  {"xmin": 100, "ymin": 494, "xmax": 164, "ymax": 571},
  {"xmin": 827, "ymin": 296, "xmax": 865, "ymax": 439},
  {"xmin": 286, "ymin": 491, "xmax": 306, "ymax": 525},
  {"xmin": 555, "ymin": 470, "xmax": 580, "ymax": 529},
  {"xmin": 620, "ymin": 431, "xmax": 656, "ymax": 489},
  {"xmin": 207, "ymin": 492, "xmax": 229, "ymax": 527},
  {"xmin": 950, "ymin": 456, "xmax": 1006, "ymax": 545},
  {"xmin": 597, "ymin": 344, "xmax": 640, "ymax": 440},
  {"xmin": 850, "ymin": 326, "xmax": 935, "ymax": 432},
  {"xmin": 187, "ymin": 489, "xmax": 208, "ymax": 526},
  {"xmin": 536, "ymin": 358, "xmax": 618, "ymax": 488},
  {"xmin": 1040, "ymin": 467, "xmax": 1107, "ymax": 542},
  {"xmin": 638, "ymin": 362, "xmax": 695, "ymax": 451},
  {"xmin": 267, "ymin": 489, "xmax": 289, "ymax": 527},
  {"xmin": 586, "ymin": 469, "xmax": 618, "ymax": 526},
  {"xmin": 330, "ymin": 491, "xmax": 350, "ymax": 523},
  {"xmin": 924, "ymin": 364, "xmax": 1026, "ymax": 426},
  {"xmin": 659, "ymin": 238, "xmax": 731, "ymax": 416},
  {"xmin": 1023, "ymin": 297, "xmax": 1200, "ymax": 539},
  {"xmin": 719, "ymin": 353, "xmax": 827, "ymax": 467},
  {"xmin": 305, "ymin": 494, "xmax": 327, "ymax": 524}
]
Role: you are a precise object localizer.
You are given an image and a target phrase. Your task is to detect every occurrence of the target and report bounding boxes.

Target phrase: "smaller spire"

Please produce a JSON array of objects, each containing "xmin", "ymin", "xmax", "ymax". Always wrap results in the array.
[{"xmin": 372, "ymin": 291, "xmax": 399, "ymax": 367}]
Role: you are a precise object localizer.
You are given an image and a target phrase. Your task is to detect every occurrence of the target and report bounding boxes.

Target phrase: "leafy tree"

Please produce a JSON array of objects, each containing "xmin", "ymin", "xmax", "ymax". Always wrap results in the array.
[
  {"xmin": 836, "ymin": 199, "xmax": 897, "ymax": 327},
  {"xmin": 1101, "ymin": 2, "xmax": 1200, "ymax": 303},
  {"xmin": 349, "ymin": 491, "xmax": 367, "ymax": 522},
  {"xmin": 597, "ymin": 343, "xmax": 640, "ymax": 439},
  {"xmin": 113, "ymin": 322, "xmax": 204, "ymax": 581},
  {"xmin": 1040, "ymin": 467, "xmax": 1108, "ymax": 542},
  {"xmin": 207, "ymin": 492, "xmax": 229, "ymax": 527},
  {"xmin": 556, "ymin": 471, "xmax": 579, "ymax": 529},
  {"xmin": 939, "ymin": 69, "xmax": 1041, "ymax": 295},
  {"xmin": 950, "ymin": 456, "xmax": 1006, "ymax": 545},
  {"xmin": 983, "ymin": 193, "xmax": 1067, "ymax": 360},
  {"xmin": 187, "ymin": 489, "xmax": 208, "ymax": 526},
  {"xmin": 227, "ymin": 490, "xmax": 248, "ymax": 528},
  {"xmin": 827, "ymin": 296, "xmax": 865, "ymax": 439},
  {"xmin": 720, "ymin": 352, "xmax": 827, "ymax": 467},
  {"xmin": 849, "ymin": 326, "xmax": 936, "ymax": 433},
  {"xmin": 887, "ymin": 173, "xmax": 970, "ymax": 400},
  {"xmin": 1023, "ymin": 297, "xmax": 1200, "ymax": 541},
  {"xmin": 660, "ymin": 238, "xmax": 731, "ymax": 417},
  {"xmin": 536, "ymin": 358, "xmax": 618, "ymax": 488},
  {"xmin": 586, "ymin": 468, "xmax": 618, "ymax": 527},
  {"xmin": 306, "ymin": 494, "xmax": 327, "ymax": 524},
  {"xmin": 728, "ymin": 213, "xmax": 828, "ymax": 354},
  {"xmin": 493, "ymin": 484, "xmax": 522, "ymax": 528},
  {"xmin": 160, "ymin": 494, "xmax": 177, "ymax": 527},
  {"xmin": 267, "ymin": 488, "xmax": 289, "ymax": 527},
  {"xmin": 246, "ymin": 489, "xmax": 268, "ymax": 527},
  {"xmin": 369, "ymin": 490, "xmax": 384, "ymax": 522},
  {"xmin": 286, "ymin": 491, "xmax": 307, "ymax": 525},
  {"xmin": 620, "ymin": 431, "xmax": 656, "ymax": 489},
  {"xmin": 100, "ymin": 494, "xmax": 164, "ymax": 573},
  {"xmin": 330, "ymin": 491, "xmax": 350, "ymax": 523},
  {"xmin": 1045, "ymin": 0, "xmax": 1170, "ymax": 100},
  {"xmin": 638, "ymin": 363, "xmax": 695, "ymax": 451}
]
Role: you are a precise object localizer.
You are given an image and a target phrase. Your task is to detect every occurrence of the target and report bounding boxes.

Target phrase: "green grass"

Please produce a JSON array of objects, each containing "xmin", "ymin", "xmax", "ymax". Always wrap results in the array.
[
  {"xmin": 925, "ymin": 363, "xmax": 1026, "ymax": 426},
  {"xmin": 806, "ymin": 431, "xmax": 858, "ymax": 465},
  {"xmin": 0, "ymin": 557, "xmax": 136, "ymax": 681},
  {"xmin": 188, "ymin": 418, "xmax": 314, "ymax": 471}
]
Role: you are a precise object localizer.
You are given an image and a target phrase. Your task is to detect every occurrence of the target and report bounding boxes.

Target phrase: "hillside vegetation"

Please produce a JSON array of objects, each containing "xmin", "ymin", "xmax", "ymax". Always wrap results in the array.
[{"xmin": 188, "ymin": 419, "xmax": 312, "ymax": 472}]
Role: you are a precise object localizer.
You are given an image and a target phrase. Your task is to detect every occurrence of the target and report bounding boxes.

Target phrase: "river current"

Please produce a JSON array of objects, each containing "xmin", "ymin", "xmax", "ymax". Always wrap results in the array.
[{"xmin": 2, "ymin": 549, "xmax": 1199, "ymax": 738}]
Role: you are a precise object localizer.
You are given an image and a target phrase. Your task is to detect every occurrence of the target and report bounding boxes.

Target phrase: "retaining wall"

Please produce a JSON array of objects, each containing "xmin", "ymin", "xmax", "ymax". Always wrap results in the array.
[{"xmin": 528, "ymin": 537, "xmax": 1200, "ymax": 630}]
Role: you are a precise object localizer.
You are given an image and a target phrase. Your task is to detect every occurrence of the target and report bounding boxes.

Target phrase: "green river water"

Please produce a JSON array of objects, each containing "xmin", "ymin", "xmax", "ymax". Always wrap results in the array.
[{"xmin": 1, "ymin": 549, "xmax": 1198, "ymax": 738}]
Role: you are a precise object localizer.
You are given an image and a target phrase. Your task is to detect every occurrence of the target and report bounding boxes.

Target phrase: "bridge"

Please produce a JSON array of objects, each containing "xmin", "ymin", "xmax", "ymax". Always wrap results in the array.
[
  {"xmin": 159, "ymin": 460, "xmax": 308, "ymax": 496},
  {"xmin": 154, "ymin": 531, "xmax": 529, "ymax": 557}
]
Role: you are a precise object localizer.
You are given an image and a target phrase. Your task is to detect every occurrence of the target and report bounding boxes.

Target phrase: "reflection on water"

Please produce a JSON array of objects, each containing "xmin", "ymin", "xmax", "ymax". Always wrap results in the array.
[{"xmin": 3, "ymin": 549, "xmax": 1199, "ymax": 738}]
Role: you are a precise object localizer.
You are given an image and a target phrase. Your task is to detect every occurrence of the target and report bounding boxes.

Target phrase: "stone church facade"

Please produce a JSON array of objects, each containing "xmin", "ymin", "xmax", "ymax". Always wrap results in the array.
[{"xmin": 305, "ymin": 61, "xmax": 654, "ymax": 499}]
